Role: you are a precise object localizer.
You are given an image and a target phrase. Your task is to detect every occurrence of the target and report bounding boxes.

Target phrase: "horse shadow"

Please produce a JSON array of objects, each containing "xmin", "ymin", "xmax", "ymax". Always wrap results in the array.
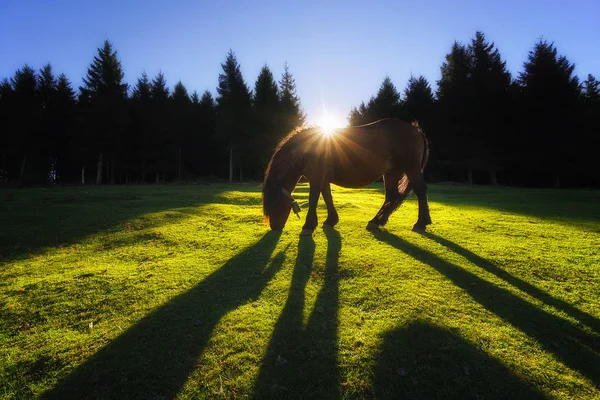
[
  {"xmin": 372, "ymin": 230, "xmax": 600, "ymax": 389},
  {"xmin": 252, "ymin": 227, "xmax": 341, "ymax": 399},
  {"xmin": 373, "ymin": 321, "xmax": 543, "ymax": 399},
  {"xmin": 42, "ymin": 231, "xmax": 284, "ymax": 400},
  {"xmin": 423, "ymin": 232, "xmax": 600, "ymax": 334}
]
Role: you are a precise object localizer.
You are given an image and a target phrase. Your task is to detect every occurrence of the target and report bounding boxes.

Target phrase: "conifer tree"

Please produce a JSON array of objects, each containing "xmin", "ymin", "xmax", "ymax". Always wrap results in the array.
[
  {"xmin": 10, "ymin": 65, "xmax": 39, "ymax": 181},
  {"xmin": 582, "ymin": 74, "xmax": 600, "ymax": 185},
  {"xmin": 171, "ymin": 80, "xmax": 191, "ymax": 180},
  {"xmin": 403, "ymin": 75, "xmax": 434, "ymax": 127},
  {"xmin": 466, "ymin": 31, "xmax": 512, "ymax": 184},
  {"xmin": 216, "ymin": 50, "xmax": 252, "ymax": 181},
  {"xmin": 197, "ymin": 90, "xmax": 217, "ymax": 176},
  {"xmin": 279, "ymin": 63, "xmax": 306, "ymax": 134},
  {"xmin": 80, "ymin": 40, "xmax": 128, "ymax": 184},
  {"xmin": 252, "ymin": 65, "xmax": 280, "ymax": 178},
  {"xmin": 130, "ymin": 72, "xmax": 152, "ymax": 182},
  {"xmin": 436, "ymin": 41, "xmax": 472, "ymax": 180},
  {"xmin": 518, "ymin": 39, "xmax": 581, "ymax": 187},
  {"xmin": 54, "ymin": 74, "xmax": 76, "ymax": 182},
  {"xmin": 370, "ymin": 76, "xmax": 403, "ymax": 120},
  {"xmin": 150, "ymin": 72, "xmax": 172, "ymax": 183},
  {"xmin": 0, "ymin": 78, "xmax": 14, "ymax": 182},
  {"xmin": 37, "ymin": 64, "xmax": 57, "ymax": 180}
]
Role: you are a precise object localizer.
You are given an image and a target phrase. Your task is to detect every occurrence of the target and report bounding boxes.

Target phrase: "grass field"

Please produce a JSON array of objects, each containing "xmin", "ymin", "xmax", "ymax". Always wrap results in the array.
[{"xmin": 1, "ymin": 182, "xmax": 599, "ymax": 399}]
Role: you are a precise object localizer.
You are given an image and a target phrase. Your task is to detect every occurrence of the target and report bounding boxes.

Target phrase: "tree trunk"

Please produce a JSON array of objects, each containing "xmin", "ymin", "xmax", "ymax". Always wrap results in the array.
[
  {"xmin": 125, "ymin": 171, "xmax": 129, "ymax": 184},
  {"xmin": 81, "ymin": 166, "xmax": 85, "ymax": 184},
  {"xmin": 467, "ymin": 168, "xmax": 473, "ymax": 184},
  {"xmin": 554, "ymin": 174, "xmax": 561, "ymax": 188},
  {"xmin": 110, "ymin": 160, "xmax": 115, "ymax": 184},
  {"xmin": 156, "ymin": 171, "xmax": 160, "ymax": 184},
  {"xmin": 141, "ymin": 159, "xmax": 146, "ymax": 184},
  {"xmin": 229, "ymin": 142, "xmax": 233, "ymax": 183},
  {"xmin": 178, "ymin": 147, "xmax": 182, "ymax": 181},
  {"xmin": 19, "ymin": 153, "xmax": 27, "ymax": 177},
  {"xmin": 96, "ymin": 152, "xmax": 103, "ymax": 184},
  {"xmin": 239, "ymin": 166, "xmax": 243, "ymax": 182},
  {"xmin": 490, "ymin": 170, "xmax": 497, "ymax": 185}
]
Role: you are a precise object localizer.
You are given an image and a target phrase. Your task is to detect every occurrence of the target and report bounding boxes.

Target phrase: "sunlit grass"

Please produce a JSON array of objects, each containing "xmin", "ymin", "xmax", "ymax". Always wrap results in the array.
[{"xmin": 0, "ymin": 183, "xmax": 599, "ymax": 399}]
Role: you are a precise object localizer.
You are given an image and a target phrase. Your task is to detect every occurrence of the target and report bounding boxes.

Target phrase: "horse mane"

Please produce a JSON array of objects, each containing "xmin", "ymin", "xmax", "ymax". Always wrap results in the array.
[
  {"xmin": 263, "ymin": 125, "xmax": 317, "ymax": 185},
  {"xmin": 262, "ymin": 125, "xmax": 317, "ymax": 217}
]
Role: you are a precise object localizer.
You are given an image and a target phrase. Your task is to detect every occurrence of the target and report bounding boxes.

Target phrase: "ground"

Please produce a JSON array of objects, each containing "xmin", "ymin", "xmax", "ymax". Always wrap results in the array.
[{"xmin": 0, "ymin": 183, "xmax": 599, "ymax": 399}]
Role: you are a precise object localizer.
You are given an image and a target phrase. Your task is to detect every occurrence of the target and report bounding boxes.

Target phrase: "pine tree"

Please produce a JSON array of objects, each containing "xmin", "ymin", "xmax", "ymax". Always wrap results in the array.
[
  {"xmin": 150, "ymin": 72, "xmax": 172, "ymax": 183},
  {"xmin": 347, "ymin": 77, "xmax": 402, "ymax": 125},
  {"xmin": 0, "ymin": 78, "xmax": 14, "ymax": 182},
  {"xmin": 10, "ymin": 65, "xmax": 39, "ymax": 182},
  {"xmin": 518, "ymin": 39, "xmax": 581, "ymax": 187},
  {"xmin": 435, "ymin": 41, "xmax": 474, "ymax": 181},
  {"xmin": 130, "ymin": 72, "xmax": 152, "ymax": 182},
  {"xmin": 198, "ymin": 90, "xmax": 217, "ymax": 176},
  {"xmin": 37, "ymin": 64, "xmax": 57, "ymax": 181},
  {"xmin": 216, "ymin": 50, "xmax": 252, "ymax": 181},
  {"xmin": 279, "ymin": 62, "xmax": 306, "ymax": 135},
  {"xmin": 582, "ymin": 74, "xmax": 600, "ymax": 185},
  {"xmin": 371, "ymin": 76, "xmax": 403, "ymax": 120},
  {"xmin": 466, "ymin": 31, "xmax": 512, "ymax": 184},
  {"xmin": 54, "ymin": 74, "xmax": 77, "ymax": 182},
  {"xmin": 252, "ymin": 65, "xmax": 280, "ymax": 178},
  {"xmin": 80, "ymin": 40, "xmax": 128, "ymax": 184},
  {"xmin": 171, "ymin": 80, "xmax": 191, "ymax": 180},
  {"xmin": 403, "ymin": 75, "xmax": 434, "ymax": 126}
]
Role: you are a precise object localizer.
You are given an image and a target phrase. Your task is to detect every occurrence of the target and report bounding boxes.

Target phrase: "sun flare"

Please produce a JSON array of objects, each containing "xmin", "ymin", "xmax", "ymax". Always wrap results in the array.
[{"xmin": 317, "ymin": 114, "xmax": 346, "ymax": 136}]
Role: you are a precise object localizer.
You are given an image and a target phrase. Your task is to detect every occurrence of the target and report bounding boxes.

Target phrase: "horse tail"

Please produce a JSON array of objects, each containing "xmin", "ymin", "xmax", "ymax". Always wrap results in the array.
[{"xmin": 412, "ymin": 121, "xmax": 429, "ymax": 172}]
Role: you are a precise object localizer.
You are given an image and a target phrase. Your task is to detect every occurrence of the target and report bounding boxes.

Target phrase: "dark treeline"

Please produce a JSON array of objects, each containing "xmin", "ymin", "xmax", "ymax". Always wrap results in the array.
[
  {"xmin": 350, "ymin": 32, "xmax": 600, "ymax": 188},
  {"xmin": 0, "ymin": 42, "xmax": 305, "ymax": 185},
  {"xmin": 1, "ymin": 33, "xmax": 599, "ymax": 187}
]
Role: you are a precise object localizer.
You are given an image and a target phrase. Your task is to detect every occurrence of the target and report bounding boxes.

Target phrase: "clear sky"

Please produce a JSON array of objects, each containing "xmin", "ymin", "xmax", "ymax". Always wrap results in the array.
[{"xmin": 1, "ymin": 0, "xmax": 599, "ymax": 125}]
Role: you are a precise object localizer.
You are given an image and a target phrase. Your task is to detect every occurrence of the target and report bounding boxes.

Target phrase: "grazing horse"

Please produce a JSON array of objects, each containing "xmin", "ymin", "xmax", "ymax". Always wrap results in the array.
[{"xmin": 262, "ymin": 118, "xmax": 431, "ymax": 236}]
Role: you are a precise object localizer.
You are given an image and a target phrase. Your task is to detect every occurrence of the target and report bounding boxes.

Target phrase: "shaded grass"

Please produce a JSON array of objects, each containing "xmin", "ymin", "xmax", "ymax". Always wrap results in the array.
[{"xmin": 0, "ymin": 183, "xmax": 599, "ymax": 399}]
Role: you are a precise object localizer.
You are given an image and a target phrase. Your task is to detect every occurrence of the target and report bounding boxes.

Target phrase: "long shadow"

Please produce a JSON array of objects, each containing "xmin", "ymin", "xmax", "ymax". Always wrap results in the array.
[
  {"xmin": 42, "ymin": 231, "xmax": 283, "ymax": 400},
  {"xmin": 372, "ymin": 231, "xmax": 600, "ymax": 388},
  {"xmin": 373, "ymin": 321, "xmax": 544, "ymax": 399},
  {"xmin": 253, "ymin": 228, "xmax": 341, "ymax": 399},
  {"xmin": 0, "ymin": 184, "xmax": 260, "ymax": 262},
  {"xmin": 424, "ymin": 232, "xmax": 600, "ymax": 334},
  {"xmin": 427, "ymin": 184, "xmax": 600, "ymax": 228}
]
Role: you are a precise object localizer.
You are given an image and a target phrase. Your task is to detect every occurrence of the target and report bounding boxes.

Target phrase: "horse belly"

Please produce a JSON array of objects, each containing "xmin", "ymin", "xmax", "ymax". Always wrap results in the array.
[{"xmin": 329, "ymin": 161, "xmax": 386, "ymax": 188}]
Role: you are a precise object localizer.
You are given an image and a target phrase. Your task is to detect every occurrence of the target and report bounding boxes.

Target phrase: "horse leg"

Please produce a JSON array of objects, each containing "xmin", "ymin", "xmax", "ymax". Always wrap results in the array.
[
  {"xmin": 366, "ymin": 170, "xmax": 410, "ymax": 230},
  {"xmin": 301, "ymin": 181, "xmax": 323, "ymax": 236},
  {"xmin": 407, "ymin": 170, "xmax": 432, "ymax": 232},
  {"xmin": 321, "ymin": 181, "xmax": 339, "ymax": 228}
]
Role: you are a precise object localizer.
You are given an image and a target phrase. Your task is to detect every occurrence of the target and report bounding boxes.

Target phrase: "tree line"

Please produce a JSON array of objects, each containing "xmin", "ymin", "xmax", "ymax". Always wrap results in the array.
[
  {"xmin": 1, "ymin": 32, "xmax": 599, "ymax": 187},
  {"xmin": 349, "ymin": 32, "xmax": 600, "ymax": 187},
  {"xmin": 0, "ymin": 42, "xmax": 305, "ymax": 185}
]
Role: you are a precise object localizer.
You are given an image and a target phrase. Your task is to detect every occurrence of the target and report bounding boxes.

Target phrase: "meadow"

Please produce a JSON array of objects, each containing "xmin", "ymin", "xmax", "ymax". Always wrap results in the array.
[{"xmin": 0, "ymin": 182, "xmax": 599, "ymax": 399}]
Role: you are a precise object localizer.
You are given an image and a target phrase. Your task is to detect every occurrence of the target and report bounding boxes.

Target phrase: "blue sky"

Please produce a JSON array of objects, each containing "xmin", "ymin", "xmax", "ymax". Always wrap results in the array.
[{"xmin": 1, "ymin": 0, "xmax": 599, "ymax": 124}]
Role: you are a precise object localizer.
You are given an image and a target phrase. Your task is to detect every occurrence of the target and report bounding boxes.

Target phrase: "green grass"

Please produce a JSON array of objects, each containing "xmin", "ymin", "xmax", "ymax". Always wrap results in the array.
[{"xmin": 1, "ymin": 183, "xmax": 599, "ymax": 399}]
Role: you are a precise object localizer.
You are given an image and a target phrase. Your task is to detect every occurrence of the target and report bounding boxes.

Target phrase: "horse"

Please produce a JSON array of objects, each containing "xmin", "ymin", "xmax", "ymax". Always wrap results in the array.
[{"xmin": 262, "ymin": 118, "xmax": 432, "ymax": 236}]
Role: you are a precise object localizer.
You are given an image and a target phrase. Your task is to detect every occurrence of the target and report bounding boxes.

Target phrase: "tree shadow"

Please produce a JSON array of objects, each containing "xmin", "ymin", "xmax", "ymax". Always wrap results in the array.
[
  {"xmin": 42, "ymin": 230, "xmax": 283, "ymax": 400},
  {"xmin": 372, "ymin": 230, "xmax": 600, "ymax": 388},
  {"xmin": 252, "ymin": 227, "xmax": 341, "ymax": 399},
  {"xmin": 0, "ymin": 184, "xmax": 261, "ymax": 262},
  {"xmin": 423, "ymin": 232, "xmax": 600, "ymax": 334},
  {"xmin": 373, "ymin": 321, "xmax": 544, "ymax": 399}
]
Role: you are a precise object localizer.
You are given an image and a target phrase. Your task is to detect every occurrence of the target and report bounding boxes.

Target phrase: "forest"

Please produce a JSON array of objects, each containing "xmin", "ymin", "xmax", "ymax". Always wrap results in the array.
[{"xmin": 1, "ymin": 31, "xmax": 598, "ymax": 187}]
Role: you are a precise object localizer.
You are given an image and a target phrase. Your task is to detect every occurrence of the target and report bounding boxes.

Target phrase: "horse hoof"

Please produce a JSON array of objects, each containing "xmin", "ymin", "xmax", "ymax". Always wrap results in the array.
[
  {"xmin": 300, "ymin": 228, "xmax": 314, "ymax": 236},
  {"xmin": 412, "ymin": 224, "xmax": 426, "ymax": 233},
  {"xmin": 366, "ymin": 222, "xmax": 379, "ymax": 231}
]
